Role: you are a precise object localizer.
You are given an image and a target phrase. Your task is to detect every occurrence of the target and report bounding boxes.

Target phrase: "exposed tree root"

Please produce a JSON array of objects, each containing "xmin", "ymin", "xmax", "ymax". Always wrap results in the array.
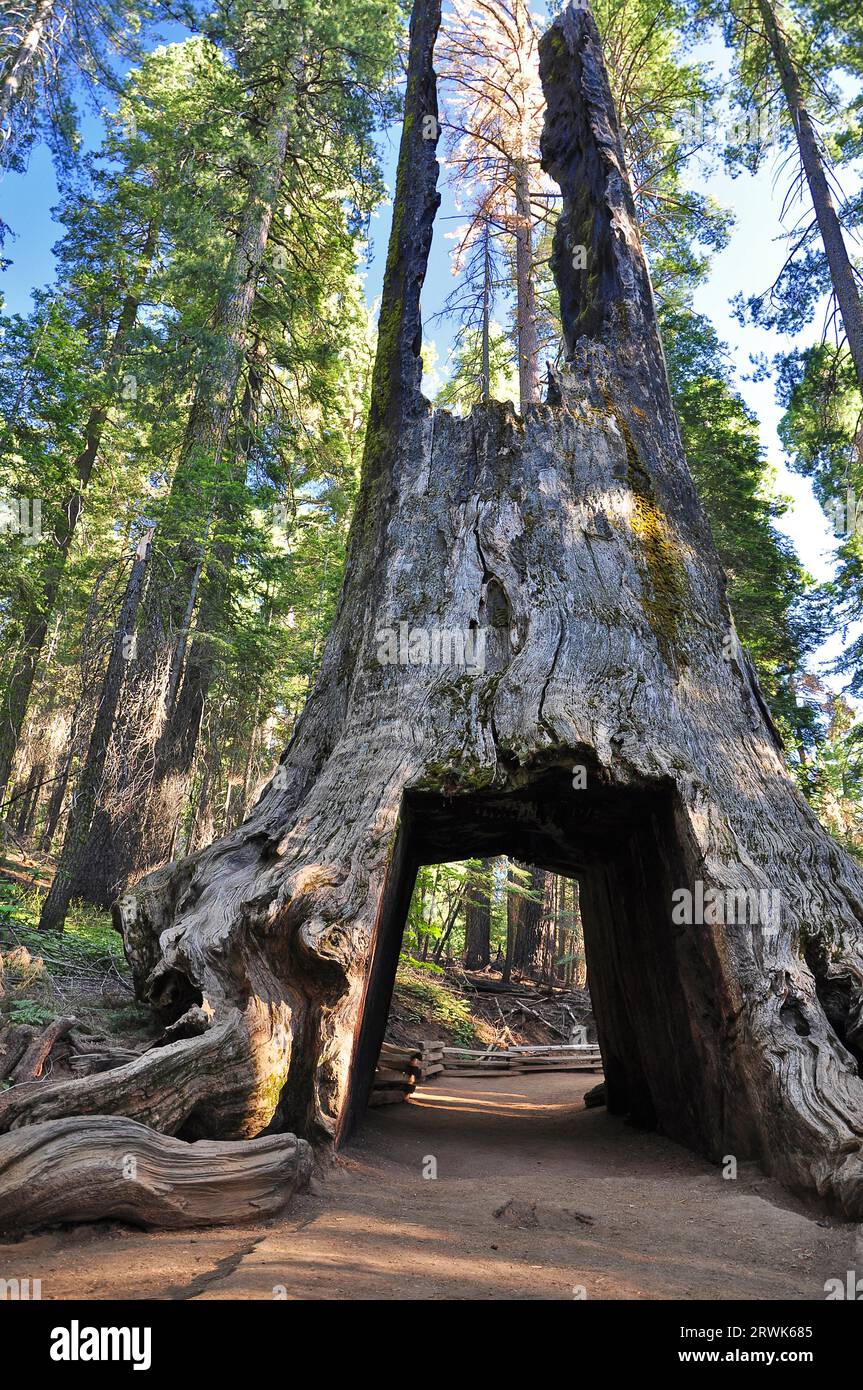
[
  {"xmin": 0, "ymin": 1008, "xmax": 257, "ymax": 1138},
  {"xmin": 0, "ymin": 1115, "xmax": 312, "ymax": 1233}
]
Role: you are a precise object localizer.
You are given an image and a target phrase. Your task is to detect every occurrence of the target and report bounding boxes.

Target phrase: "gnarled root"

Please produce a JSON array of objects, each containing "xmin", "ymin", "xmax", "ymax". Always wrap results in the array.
[
  {"xmin": 0, "ymin": 1115, "xmax": 312, "ymax": 1233},
  {"xmin": 0, "ymin": 1008, "xmax": 256, "ymax": 1138}
]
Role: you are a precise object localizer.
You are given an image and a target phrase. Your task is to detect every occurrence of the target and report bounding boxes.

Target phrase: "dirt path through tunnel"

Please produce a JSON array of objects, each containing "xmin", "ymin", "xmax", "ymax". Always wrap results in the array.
[{"xmin": 2, "ymin": 1072, "xmax": 858, "ymax": 1300}]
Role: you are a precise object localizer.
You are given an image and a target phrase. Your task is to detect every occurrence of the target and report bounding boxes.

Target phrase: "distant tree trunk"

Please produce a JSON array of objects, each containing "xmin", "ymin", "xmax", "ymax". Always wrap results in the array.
[
  {"xmin": 513, "ymin": 157, "xmax": 539, "ymax": 407},
  {"xmin": 572, "ymin": 880, "xmax": 585, "ymax": 987},
  {"xmin": 241, "ymin": 694, "xmax": 262, "ymax": 812},
  {"xmin": 0, "ymin": 0, "xmax": 55, "ymax": 137},
  {"xmin": 14, "ymin": 761, "xmax": 43, "ymax": 838},
  {"xmin": 502, "ymin": 863, "xmax": 518, "ymax": 983},
  {"xmin": 0, "ymin": 225, "xmax": 156, "ymax": 804},
  {"xmin": 541, "ymin": 872, "xmax": 557, "ymax": 984},
  {"xmin": 464, "ymin": 859, "xmax": 492, "ymax": 969},
  {"xmin": 755, "ymin": 0, "xmax": 863, "ymax": 395},
  {"xmin": 555, "ymin": 877, "xmax": 567, "ymax": 983},
  {"xmin": 40, "ymin": 759, "xmax": 70, "ymax": 849},
  {"xmin": 481, "ymin": 219, "xmax": 492, "ymax": 403},
  {"xmin": 513, "ymin": 864, "xmax": 546, "ymax": 976},
  {"xmin": 187, "ymin": 731, "xmax": 219, "ymax": 856},
  {"xmin": 431, "ymin": 883, "xmax": 466, "ymax": 963},
  {"xmin": 38, "ymin": 532, "xmax": 153, "ymax": 932}
]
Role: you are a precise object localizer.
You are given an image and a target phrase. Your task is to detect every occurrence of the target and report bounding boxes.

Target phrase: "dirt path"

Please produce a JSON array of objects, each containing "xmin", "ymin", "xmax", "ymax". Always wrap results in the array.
[{"xmin": 2, "ymin": 1073, "xmax": 858, "ymax": 1300}]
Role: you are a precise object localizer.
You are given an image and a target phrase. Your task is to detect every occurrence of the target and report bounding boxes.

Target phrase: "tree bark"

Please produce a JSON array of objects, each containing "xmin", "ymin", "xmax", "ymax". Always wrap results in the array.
[
  {"xmin": 431, "ymin": 882, "xmax": 465, "ymax": 963},
  {"xmin": 6, "ymin": 0, "xmax": 863, "ymax": 1227},
  {"xmin": 9, "ymin": 1015, "xmax": 76, "ymax": 1082},
  {"xmin": 502, "ymin": 863, "xmax": 518, "ymax": 983},
  {"xmin": 513, "ymin": 864, "xmax": 546, "ymax": 976},
  {"xmin": 755, "ymin": 0, "xmax": 863, "ymax": 394},
  {"xmin": 0, "ymin": 1116, "xmax": 311, "ymax": 1233},
  {"xmin": 128, "ymin": 354, "xmax": 268, "ymax": 874},
  {"xmin": 481, "ymin": 218, "xmax": 492, "ymax": 403}
]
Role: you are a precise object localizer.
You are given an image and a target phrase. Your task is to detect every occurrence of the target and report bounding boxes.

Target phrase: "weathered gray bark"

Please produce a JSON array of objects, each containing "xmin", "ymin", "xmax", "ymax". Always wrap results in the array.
[
  {"xmin": 0, "ymin": 1007, "xmax": 261, "ymax": 1136},
  {"xmin": 5, "ymin": 0, "xmax": 863, "ymax": 1225},
  {"xmin": 0, "ymin": 1116, "xmax": 311, "ymax": 1233},
  {"xmin": 513, "ymin": 157, "xmax": 539, "ymax": 406}
]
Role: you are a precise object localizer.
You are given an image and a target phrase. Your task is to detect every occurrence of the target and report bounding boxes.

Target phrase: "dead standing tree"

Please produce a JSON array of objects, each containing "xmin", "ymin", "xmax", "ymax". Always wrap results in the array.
[{"xmin": 4, "ymin": 0, "xmax": 863, "ymax": 1225}]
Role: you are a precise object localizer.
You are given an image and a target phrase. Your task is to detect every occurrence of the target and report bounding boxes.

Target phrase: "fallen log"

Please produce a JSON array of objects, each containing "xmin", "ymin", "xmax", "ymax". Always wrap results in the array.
[
  {"xmin": 374, "ymin": 1068, "xmax": 417, "ymax": 1087},
  {"xmin": 68, "ymin": 1049, "xmax": 143, "ymax": 1077},
  {"xmin": 0, "ymin": 1008, "xmax": 257, "ymax": 1137},
  {"xmin": 0, "ymin": 1115, "xmax": 312, "ymax": 1233},
  {"xmin": 10, "ymin": 1016, "xmax": 77, "ymax": 1083},
  {"xmin": 0, "ymin": 1025, "xmax": 35, "ymax": 1081},
  {"xmin": 507, "ymin": 1001, "xmax": 568, "ymax": 1038}
]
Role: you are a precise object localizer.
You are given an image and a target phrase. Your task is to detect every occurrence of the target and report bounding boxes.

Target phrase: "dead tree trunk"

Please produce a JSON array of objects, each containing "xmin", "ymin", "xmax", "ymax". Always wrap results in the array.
[
  {"xmin": 755, "ymin": 0, "xmax": 863, "ymax": 396},
  {"xmin": 0, "ymin": 1116, "xmax": 311, "ymax": 1233},
  {"xmin": 0, "ymin": 0, "xmax": 55, "ymax": 145},
  {"xmin": 5, "ymin": 0, "xmax": 863, "ymax": 1224},
  {"xmin": 513, "ymin": 157, "xmax": 539, "ymax": 407}
]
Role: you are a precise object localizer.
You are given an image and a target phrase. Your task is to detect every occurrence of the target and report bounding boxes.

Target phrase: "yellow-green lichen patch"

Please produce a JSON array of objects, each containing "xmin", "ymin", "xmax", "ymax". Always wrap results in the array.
[{"xmin": 606, "ymin": 396, "xmax": 688, "ymax": 667}]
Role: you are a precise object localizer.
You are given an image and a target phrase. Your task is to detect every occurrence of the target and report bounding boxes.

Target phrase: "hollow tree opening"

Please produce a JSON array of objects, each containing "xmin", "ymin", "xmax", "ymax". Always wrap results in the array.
[
  {"xmin": 5, "ymin": 1, "xmax": 863, "ymax": 1228},
  {"xmin": 342, "ymin": 769, "xmax": 737, "ymax": 1156}
]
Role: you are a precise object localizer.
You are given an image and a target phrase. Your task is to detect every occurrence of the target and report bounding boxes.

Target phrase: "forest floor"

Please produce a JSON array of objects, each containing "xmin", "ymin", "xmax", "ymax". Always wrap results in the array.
[{"xmin": 2, "ymin": 1070, "xmax": 857, "ymax": 1301}]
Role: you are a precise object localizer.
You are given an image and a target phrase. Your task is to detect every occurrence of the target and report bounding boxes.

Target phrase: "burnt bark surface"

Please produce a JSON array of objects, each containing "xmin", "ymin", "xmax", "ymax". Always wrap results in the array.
[{"xmin": 5, "ymin": 0, "xmax": 863, "ymax": 1226}]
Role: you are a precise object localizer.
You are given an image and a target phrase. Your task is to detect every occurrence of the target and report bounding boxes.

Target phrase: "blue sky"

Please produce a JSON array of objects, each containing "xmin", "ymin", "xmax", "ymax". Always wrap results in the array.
[{"xmin": 1, "ymin": 9, "xmax": 858, "ymax": 694}]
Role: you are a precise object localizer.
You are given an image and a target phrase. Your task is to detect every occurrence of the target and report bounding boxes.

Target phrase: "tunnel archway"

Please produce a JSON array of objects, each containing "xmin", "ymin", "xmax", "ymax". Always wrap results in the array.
[{"xmin": 341, "ymin": 764, "xmax": 739, "ymax": 1164}]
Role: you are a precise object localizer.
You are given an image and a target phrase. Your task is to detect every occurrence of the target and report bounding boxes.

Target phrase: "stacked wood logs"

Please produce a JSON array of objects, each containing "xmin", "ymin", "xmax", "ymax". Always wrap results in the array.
[
  {"xmin": 370, "ymin": 1039, "xmax": 446, "ymax": 1105},
  {"xmin": 370, "ymin": 1041, "xmax": 421, "ymax": 1105}
]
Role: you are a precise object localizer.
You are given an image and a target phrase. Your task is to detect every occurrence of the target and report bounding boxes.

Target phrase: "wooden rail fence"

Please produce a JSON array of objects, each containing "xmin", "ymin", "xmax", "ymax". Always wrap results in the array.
[{"xmin": 370, "ymin": 1040, "xmax": 601, "ymax": 1104}]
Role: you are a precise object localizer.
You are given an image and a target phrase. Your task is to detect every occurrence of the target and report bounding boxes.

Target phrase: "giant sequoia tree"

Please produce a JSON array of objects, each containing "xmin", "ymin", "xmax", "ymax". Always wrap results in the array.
[{"xmin": 4, "ymin": 0, "xmax": 863, "ymax": 1226}]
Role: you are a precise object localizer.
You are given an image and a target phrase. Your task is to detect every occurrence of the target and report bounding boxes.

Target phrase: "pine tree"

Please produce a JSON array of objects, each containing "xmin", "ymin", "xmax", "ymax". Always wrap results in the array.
[{"xmin": 437, "ymin": 0, "xmax": 550, "ymax": 406}]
